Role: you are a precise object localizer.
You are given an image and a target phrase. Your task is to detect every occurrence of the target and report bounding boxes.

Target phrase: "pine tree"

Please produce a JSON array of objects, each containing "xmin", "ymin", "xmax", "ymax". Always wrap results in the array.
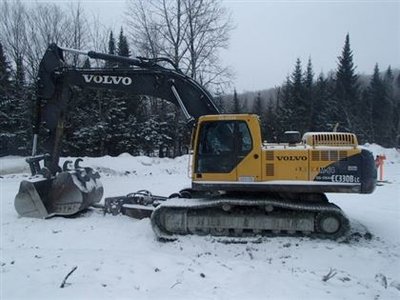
[
  {"xmin": 117, "ymin": 27, "xmax": 130, "ymax": 68},
  {"xmin": 15, "ymin": 56, "xmax": 25, "ymax": 90},
  {"xmin": 383, "ymin": 66, "xmax": 398, "ymax": 144},
  {"xmin": 264, "ymin": 97, "xmax": 279, "ymax": 142},
  {"xmin": 0, "ymin": 42, "xmax": 13, "ymax": 155},
  {"xmin": 361, "ymin": 86, "xmax": 373, "ymax": 142},
  {"xmin": 252, "ymin": 92, "xmax": 263, "ymax": 114},
  {"xmin": 286, "ymin": 58, "xmax": 308, "ymax": 133},
  {"xmin": 105, "ymin": 31, "xmax": 116, "ymax": 68},
  {"xmin": 383, "ymin": 66, "xmax": 393, "ymax": 84},
  {"xmin": 3, "ymin": 53, "xmax": 31, "ymax": 155},
  {"xmin": 109, "ymin": 31, "xmax": 116, "ymax": 55},
  {"xmin": 232, "ymin": 89, "xmax": 241, "ymax": 113},
  {"xmin": 276, "ymin": 76, "xmax": 293, "ymax": 135},
  {"xmin": 368, "ymin": 64, "xmax": 392, "ymax": 146},
  {"xmin": 391, "ymin": 72, "xmax": 400, "ymax": 147},
  {"xmin": 213, "ymin": 88, "xmax": 225, "ymax": 113},
  {"xmin": 313, "ymin": 73, "xmax": 331, "ymax": 131},
  {"xmin": 0, "ymin": 42, "xmax": 11, "ymax": 88},
  {"xmin": 242, "ymin": 97, "xmax": 249, "ymax": 113},
  {"xmin": 82, "ymin": 58, "xmax": 91, "ymax": 69},
  {"xmin": 334, "ymin": 34, "xmax": 360, "ymax": 133},
  {"xmin": 106, "ymin": 97, "xmax": 130, "ymax": 156},
  {"xmin": 396, "ymin": 73, "xmax": 400, "ymax": 90},
  {"xmin": 304, "ymin": 58, "xmax": 315, "ymax": 130},
  {"xmin": 0, "ymin": 42, "xmax": 11, "ymax": 102}
]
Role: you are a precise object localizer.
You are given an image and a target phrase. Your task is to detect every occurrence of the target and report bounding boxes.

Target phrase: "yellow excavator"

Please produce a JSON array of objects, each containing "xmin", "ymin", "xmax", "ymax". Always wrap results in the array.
[{"xmin": 14, "ymin": 44, "xmax": 377, "ymax": 240}]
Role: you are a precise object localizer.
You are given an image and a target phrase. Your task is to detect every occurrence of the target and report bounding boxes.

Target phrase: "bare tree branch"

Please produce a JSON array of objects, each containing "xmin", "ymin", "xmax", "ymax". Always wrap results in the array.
[{"xmin": 124, "ymin": 0, "xmax": 234, "ymax": 92}]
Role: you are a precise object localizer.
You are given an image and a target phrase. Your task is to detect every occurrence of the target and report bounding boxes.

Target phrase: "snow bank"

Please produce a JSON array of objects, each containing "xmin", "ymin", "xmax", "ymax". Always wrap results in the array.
[
  {"xmin": 0, "ymin": 154, "xmax": 190, "ymax": 177},
  {"xmin": 362, "ymin": 143, "xmax": 400, "ymax": 164},
  {"xmin": 0, "ymin": 156, "xmax": 31, "ymax": 175}
]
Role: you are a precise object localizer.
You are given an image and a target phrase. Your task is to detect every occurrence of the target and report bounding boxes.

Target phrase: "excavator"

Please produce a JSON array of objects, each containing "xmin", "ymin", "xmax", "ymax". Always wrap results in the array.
[{"xmin": 14, "ymin": 44, "xmax": 377, "ymax": 240}]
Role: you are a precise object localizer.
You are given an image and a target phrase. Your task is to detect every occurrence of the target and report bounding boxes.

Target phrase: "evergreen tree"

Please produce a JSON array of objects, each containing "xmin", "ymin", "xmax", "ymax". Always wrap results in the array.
[
  {"xmin": 291, "ymin": 58, "xmax": 313, "ymax": 134},
  {"xmin": 232, "ymin": 89, "xmax": 241, "ymax": 113},
  {"xmin": 368, "ymin": 64, "xmax": 392, "ymax": 146},
  {"xmin": 82, "ymin": 58, "xmax": 91, "ymax": 69},
  {"xmin": 0, "ymin": 42, "xmax": 13, "ymax": 155},
  {"xmin": 360, "ymin": 86, "xmax": 373, "ymax": 141},
  {"xmin": 252, "ymin": 92, "xmax": 265, "ymax": 135},
  {"xmin": 64, "ymin": 90, "xmax": 105, "ymax": 156},
  {"xmin": 117, "ymin": 27, "xmax": 130, "ymax": 68},
  {"xmin": 105, "ymin": 31, "xmax": 116, "ymax": 68},
  {"xmin": 383, "ymin": 66, "xmax": 398, "ymax": 143},
  {"xmin": 106, "ymin": 97, "xmax": 130, "ymax": 156},
  {"xmin": 396, "ymin": 73, "xmax": 400, "ymax": 90},
  {"xmin": 3, "ymin": 53, "xmax": 31, "ymax": 155},
  {"xmin": 276, "ymin": 76, "xmax": 293, "ymax": 136},
  {"xmin": 396, "ymin": 73, "xmax": 400, "ymax": 143},
  {"xmin": 313, "ymin": 73, "xmax": 331, "ymax": 131},
  {"xmin": 304, "ymin": 58, "xmax": 315, "ymax": 130},
  {"xmin": 383, "ymin": 66, "xmax": 393, "ymax": 84},
  {"xmin": 252, "ymin": 92, "xmax": 263, "ymax": 114},
  {"xmin": 109, "ymin": 31, "xmax": 116, "ymax": 55},
  {"xmin": 15, "ymin": 56, "xmax": 25, "ymax": 90},
  {"xmin": 334, "ymin": 34, "xmax": 360, "ymax": 133},
  {"xmin": 242, "ymin": 97, "xmax": 249, "ymax": 113},
  {"xmin": 213, "ymin": 89, "xmax": 225, "ymax": 113},
  {"xmin": 264, "ymin": 97, "xmax": 279, "ymax": 142},
  {"xmin": 0, "ymin": 42, "xmax": 11, "ymax": 88},
  {"xmin": 285, "ymin": 58, "xmax": 308, "ymax": 134},
  {"xmin": 0, "ymin": 42, "xmax": 11, "ymax": 102}
]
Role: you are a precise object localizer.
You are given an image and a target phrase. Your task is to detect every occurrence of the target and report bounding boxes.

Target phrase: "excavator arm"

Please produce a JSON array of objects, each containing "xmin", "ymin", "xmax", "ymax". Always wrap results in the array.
[
  {"xmin": 37, "ymin": 44, "xmax": 220, "ymax": 174},
  {"xmin": 15, "ymin": 43, "xmax": 220, "ymax": 219}
]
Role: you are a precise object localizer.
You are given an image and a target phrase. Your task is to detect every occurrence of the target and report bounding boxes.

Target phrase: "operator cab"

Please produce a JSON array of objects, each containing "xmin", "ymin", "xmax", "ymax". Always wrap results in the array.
[{"xmin": 192, "ymin": 114, "xmax": 263, "ymax": 182}]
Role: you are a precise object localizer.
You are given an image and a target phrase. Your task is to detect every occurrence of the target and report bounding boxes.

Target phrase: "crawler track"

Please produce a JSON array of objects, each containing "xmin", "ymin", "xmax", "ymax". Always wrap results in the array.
[{"xmin": 151, "ymin": 197, "xmax": 349, "ymax": 240}]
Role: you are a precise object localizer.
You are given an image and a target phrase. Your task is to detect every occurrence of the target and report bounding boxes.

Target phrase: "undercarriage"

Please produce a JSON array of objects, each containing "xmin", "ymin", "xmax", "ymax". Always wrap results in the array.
[{"xmin": 105, "ymin": 190, "xmax": 350, "ymax": 240}]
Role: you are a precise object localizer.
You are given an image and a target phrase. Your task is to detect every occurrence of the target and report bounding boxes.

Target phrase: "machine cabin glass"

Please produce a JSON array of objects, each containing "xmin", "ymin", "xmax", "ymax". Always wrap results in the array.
[{"xmin": 195, "ymin": 120, "xmax": 253, "ymax": 173}]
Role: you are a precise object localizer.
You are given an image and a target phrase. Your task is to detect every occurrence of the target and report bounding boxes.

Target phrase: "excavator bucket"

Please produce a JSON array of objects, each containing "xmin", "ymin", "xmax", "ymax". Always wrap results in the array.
[{"xmin": 15, "ymin": 167, "xmax": 103, "ymax": 218}]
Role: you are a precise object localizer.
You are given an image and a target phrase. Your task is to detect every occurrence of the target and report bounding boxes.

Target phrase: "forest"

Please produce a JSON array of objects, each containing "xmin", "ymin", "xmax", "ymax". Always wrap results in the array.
[{"xmin": 1, "ymin": 0, "xmax": 399, "ymax": 158}]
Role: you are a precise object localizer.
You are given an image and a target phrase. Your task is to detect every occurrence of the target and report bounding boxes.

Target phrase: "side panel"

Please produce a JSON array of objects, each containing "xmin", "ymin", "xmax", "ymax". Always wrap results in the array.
[{"xmin": 262, "ymin": 149, "xmax": 309, "ymax": 181}]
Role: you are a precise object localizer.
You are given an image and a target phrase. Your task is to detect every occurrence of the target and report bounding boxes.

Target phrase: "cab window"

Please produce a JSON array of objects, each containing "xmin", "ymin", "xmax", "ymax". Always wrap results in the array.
[{"xmin": 195, "ymin": 120, "xmax": 253, "ymax": 173}]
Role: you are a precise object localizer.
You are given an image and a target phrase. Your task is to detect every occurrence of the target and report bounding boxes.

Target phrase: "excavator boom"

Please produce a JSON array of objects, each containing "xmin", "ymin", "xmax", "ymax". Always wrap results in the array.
[{"xmin": 15, "ymin": 44, "xmax": 219, "ymax": 219}]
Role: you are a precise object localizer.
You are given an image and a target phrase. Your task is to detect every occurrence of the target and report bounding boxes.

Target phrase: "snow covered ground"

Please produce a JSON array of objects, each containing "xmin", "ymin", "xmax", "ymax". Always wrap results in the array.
[{"xmin": 1, "ymin": 145, "xmax": 399, "ymax": 299}]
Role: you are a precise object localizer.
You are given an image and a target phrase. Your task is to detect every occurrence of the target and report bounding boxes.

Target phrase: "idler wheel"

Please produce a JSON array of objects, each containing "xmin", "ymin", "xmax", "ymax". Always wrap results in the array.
[{"xmin": 315, "ymin": 212, "xmax": 341, "ymax": 234}]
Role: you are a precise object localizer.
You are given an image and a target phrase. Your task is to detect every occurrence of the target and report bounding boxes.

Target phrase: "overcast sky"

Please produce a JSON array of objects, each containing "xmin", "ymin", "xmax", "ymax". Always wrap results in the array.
[{"xmin": 70, "ymin": 0, "xmax": 399, "ymax": 92}]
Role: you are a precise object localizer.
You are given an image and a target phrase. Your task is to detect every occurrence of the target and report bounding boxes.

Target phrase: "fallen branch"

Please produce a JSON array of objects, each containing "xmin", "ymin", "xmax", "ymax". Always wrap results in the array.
[
  {"xmin": 322, "ymin": 268, "xmax": 337, "ymax": 282},
  {"xmin": 60, "ymin": 266, "xmax": 78, "ymax": 288},
  {"xmin": 170, "ymin": 280, "xmax": 182, "ymax": 289}
]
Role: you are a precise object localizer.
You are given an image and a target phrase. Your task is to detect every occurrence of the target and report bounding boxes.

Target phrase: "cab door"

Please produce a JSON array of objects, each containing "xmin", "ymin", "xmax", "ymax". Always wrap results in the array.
[{"xmin": 234, "ymin": 118, "xmax": 262, "ymax": 182}]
